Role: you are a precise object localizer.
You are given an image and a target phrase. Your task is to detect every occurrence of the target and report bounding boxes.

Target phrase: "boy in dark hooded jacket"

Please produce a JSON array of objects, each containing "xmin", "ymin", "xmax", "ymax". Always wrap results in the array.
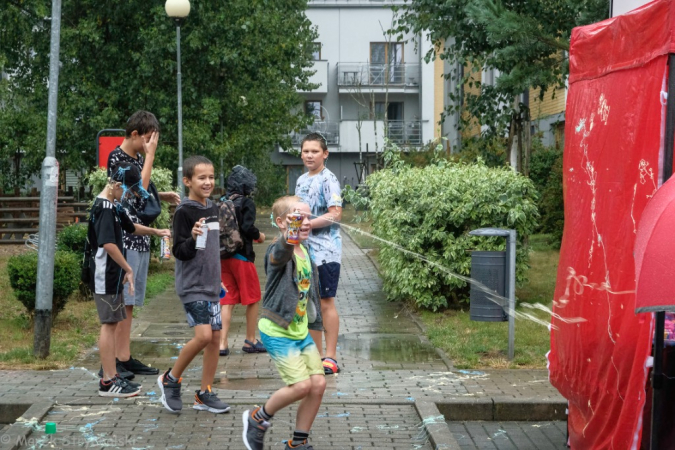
[{"xmin": 219, "ymin": 165, "xmax": 267, "ymax": 356}]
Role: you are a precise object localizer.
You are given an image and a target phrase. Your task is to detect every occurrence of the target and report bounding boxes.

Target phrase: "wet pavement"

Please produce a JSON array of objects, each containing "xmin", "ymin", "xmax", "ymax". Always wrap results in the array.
[{"xmin": 0, "ymin": 214, "xmax": 566, "ymax": 449}]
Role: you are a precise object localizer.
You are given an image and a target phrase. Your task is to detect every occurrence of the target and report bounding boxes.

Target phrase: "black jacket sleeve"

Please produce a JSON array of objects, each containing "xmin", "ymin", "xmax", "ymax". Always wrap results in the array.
[
  {"xmin": 239, "ymin": 197, "xmax": 261, "ymax": 241},
  {"xmin": 172, "ymin": 207, "xmax": 197, "ymax": 261}
]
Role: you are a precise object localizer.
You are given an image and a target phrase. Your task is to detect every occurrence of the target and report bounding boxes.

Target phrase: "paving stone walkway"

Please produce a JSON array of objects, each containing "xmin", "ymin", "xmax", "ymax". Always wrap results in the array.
[{"xmin": 0, "ymin": 216, "xmax": 567, "ymax": 449}]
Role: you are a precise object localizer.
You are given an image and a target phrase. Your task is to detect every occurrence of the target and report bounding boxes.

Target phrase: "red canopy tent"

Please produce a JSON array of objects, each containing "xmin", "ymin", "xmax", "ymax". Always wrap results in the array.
[{"xmin": 550, "ymin": 0, "xmax": 675, "ymax": 447}]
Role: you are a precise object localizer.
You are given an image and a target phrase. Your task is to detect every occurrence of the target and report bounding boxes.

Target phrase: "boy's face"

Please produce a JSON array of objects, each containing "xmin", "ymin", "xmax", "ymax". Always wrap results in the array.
[
  {"xmin": 111, "ymin": 182, "xmax": 124, "ymax": 202},
  {"xmin": 301, "ymin": 140, "xmax": 328, "ymax": 173},
  {"xmin": 130, "ymin": 130, "xmax": 156, "ymax": 153},
  {"xmin": 183, "ymin": 163, "xmax": 215, "ymax": 201},
  {"xmin": 276, "ymin": 202, "xmax": 312, "ymax": 242}
]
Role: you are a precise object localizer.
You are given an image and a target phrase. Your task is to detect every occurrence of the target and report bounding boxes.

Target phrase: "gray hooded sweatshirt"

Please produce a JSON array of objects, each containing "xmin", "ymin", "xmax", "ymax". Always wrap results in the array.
[{"xmin": 172, "ymin": 198, "xmax": 220, "ymax": 304}]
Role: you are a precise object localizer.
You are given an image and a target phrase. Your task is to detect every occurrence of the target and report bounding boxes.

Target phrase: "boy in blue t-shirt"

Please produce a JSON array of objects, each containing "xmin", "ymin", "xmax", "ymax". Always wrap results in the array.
[{"xmin": 87, "ymin": 163, "xmax": 170, "ymax": 397}]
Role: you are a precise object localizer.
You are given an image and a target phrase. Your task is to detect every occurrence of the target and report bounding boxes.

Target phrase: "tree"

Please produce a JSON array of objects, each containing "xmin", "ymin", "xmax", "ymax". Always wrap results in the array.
[
  {"xmin": 393, "ymin": 0, "xmax": 607, "ymax": 172},
  {"xmin": 0, "ymin": 0, "xmax": 317, "ymax": 189}
]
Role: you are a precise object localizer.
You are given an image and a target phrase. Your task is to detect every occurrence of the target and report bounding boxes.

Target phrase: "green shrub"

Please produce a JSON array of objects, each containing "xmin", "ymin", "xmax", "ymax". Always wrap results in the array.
[
  {"xmin": 7, "ymin": 251, "xmax": 81, "ymax": 321},
  {"xmin": 57, "ymin": 223, "xmax": 91, "ymax": 299},
  {"xmin": 363, "ymin": 155, "xmax": 539, "ymax": 310},
  {"xmin": 539, "ymin": 153, "xmax": 564, "ymax": 247},
  {"xmin": 452, "ymin": 136, "xmax": 509, "ymax": 168},
  {"xmin": 529, "ymin": 142, "xmax": 564, "ymax": 247},
  {"xmin": 86, "ymin": 166, "xmax": 176, "ymax": 256},
  {"xmin": 57, "ymin": 223, "xmax": 88, "ymax": 255}
]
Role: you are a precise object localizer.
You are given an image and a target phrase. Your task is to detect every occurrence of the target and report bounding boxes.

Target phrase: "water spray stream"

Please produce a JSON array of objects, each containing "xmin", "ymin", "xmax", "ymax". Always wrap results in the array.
[{"xmin": 309, "ymin": 213, "xmax": 586, "ymax": 330}]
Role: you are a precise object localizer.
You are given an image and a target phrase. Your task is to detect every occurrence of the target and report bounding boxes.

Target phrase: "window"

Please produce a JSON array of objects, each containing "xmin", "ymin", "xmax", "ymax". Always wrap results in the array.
[
  {"xmin": 312, "ymin": 43, "xmax": 321, "ymax": 61},
  {"xmin": 370, "ymin": 42, "xmax": 404, "ymax": 84},
  {"xmin": 373, "ymin": 102, "xmax": 403, "ymax": 121},
  {"xmin": 305, "ymin": 101, "xmax": 322, "ymax": 120}
]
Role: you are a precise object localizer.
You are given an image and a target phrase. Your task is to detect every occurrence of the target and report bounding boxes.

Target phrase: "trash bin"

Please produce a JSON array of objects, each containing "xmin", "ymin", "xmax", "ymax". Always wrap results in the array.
[{"xmin": 470, "ymin": 251, "xmax": 507, "ymax": 322}]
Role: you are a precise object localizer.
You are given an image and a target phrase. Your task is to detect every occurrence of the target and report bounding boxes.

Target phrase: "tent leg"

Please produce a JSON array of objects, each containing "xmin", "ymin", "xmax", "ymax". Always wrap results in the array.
[{"xmin": 650, "ymin": 312, "xmax": 666, "ymax": 450}]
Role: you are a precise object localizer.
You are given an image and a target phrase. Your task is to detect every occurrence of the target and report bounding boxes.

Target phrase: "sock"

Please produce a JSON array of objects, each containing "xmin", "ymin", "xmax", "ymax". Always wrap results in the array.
[
  {"xmin": 101, "ymin": 378, "xmax": 112, "ymax": 385},
  {"xmin": 291, "ymin": 430, "xmax": 309, "ymax": 446},
  {"xmin": 254, "ymin": 405, "xmax": 273, "ymax": 422},
  {"xmin": 167, "ymin": 371, "xmax": 179, "ymax": 383}
]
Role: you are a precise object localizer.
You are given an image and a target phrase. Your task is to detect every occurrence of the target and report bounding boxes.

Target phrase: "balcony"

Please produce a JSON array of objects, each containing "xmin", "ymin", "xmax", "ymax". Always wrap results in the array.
[
  {"xmin": 299, "ymin": 61, "xmax": 329, "ymax": 94},
  {"xmin": 337, "ymin": 63, "xmax": 420, "ymax": 92},
  {"xmin": 339, "ymin": 120, "xmax": 422, "ymax": 151},
  {"xmin": 387, "ymin": 120, "xmax": 421, "ymax": 145},
  {"xmin": 290, "ymin": 121, "xmax": 339, "ymax": 146}
]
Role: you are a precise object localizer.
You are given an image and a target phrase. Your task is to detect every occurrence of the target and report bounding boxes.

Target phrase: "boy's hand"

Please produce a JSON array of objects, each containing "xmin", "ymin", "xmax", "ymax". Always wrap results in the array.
[
  {"xmin": 142, "ymin": 131, "xmax": 159, "ymax": 157},
  {"xmin": 255, "ymin": 232, "xmax": 266, "ymax": 244},
  {"xmin": 191, "ymin": 219, "xmax": 205, "ymax": 240},
  {"xmin": 123, "ymin": 270, "xmax": 135, "ymax": 297},
  {"xmin": 159, "ymin": 191, "xmax": 181, "ymax": 205},
  {"xmin": 221, "ymin": 282, "xmax": 228, "ymax": 293},
  {"xmin": 155, "ymin": 228, "xmax": 171, "ymax": 237}
]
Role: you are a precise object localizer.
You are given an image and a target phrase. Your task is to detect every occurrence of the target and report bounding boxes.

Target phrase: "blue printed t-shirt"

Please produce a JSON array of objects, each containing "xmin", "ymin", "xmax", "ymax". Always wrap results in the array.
[
  {"xmin": 295, "ymin": 167, "xmax": 342, "ymax": 265},
  {"xmin": 259, "ymin": 246, "xmax": 312, "ymax": 340}
]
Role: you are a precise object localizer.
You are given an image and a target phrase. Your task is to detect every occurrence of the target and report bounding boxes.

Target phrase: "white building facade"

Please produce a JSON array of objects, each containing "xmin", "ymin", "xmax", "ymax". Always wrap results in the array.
[{"xmin": 272, "ymin": 0, "xmax": 438, "ymax": 192}]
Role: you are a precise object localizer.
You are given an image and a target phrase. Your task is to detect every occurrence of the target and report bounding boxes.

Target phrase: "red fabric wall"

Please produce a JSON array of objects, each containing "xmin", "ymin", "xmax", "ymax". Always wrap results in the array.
[{"xmin": 549, "ymin": 1, "xmax": 675, "ymax": 446}]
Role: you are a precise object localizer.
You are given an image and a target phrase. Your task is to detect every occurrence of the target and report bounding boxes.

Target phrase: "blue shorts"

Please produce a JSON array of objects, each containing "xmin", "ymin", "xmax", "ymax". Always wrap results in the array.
[
  {"xmin": 260, "ymin": 332, "xmax": 324, "ymax": 385},
  {"xmin": 183, "ymin": 301, "xmax": 222, "ymax": 330},
  {"xmin": 317, "ymin": 262, "xmax": 340, "ymax": 298}
]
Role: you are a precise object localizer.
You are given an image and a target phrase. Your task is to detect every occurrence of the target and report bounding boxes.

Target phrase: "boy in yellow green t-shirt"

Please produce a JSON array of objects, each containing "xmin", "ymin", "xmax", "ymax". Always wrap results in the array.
[{"xmin": 242, "ymin": 196, "xmax": 326, "ymax": 450}]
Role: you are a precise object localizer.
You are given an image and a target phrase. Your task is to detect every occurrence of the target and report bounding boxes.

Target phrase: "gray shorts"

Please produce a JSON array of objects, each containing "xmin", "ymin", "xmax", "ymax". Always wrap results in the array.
[
  {"xmin": 94, "ymin": 293, "xmax": 127, "ymax": 324},
  {"xmin": 123, "ymin": 249, "xmax": 150, "ymax": 307}
]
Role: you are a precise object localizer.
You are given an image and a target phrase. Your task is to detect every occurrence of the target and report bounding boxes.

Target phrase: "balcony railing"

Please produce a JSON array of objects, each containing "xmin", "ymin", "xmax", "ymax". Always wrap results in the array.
[
  {"xmin": 337, "ymin": 63, "xmax": 420, "ymax": 88},
  {"xmin": 386, "ymin": 120, "xmax": 421, "ymax": 145},
  {"xmin": 290, "ymin": 121, "xmax": 340, "ymax": 146}
]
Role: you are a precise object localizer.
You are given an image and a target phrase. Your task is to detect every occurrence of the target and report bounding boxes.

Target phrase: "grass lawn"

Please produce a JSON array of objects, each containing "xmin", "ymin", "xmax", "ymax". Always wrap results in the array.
[
  {"xmin": 0, "ymin": 247, "xmax": 175, "ymax": 370},
  {"xmin": 342, "ymin": 204, "xmax": 559, "ymax": 369}
]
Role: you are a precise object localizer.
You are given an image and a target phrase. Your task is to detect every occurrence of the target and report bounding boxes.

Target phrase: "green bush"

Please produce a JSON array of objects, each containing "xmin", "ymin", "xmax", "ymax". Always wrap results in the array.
[
  {"xmin": 529, "ymin": 142, "xmax": 564, "ymax": 247},
  {"xmin": 57, "ymin": 223, "xmax": 88, "ymax": 255},
  {"xmin": 363, "ymin": 154, "xmax": 539, "ymax": 310},
  {"xmin": 539, "ymin": 153, "xmax": 564, "ymax": 247},
  {"xmin": 452, "ymin": 136, "xmax": 509, "ymax": 168},
  {"xmin": 7, "ymin": 251, "xmax": 81, "ymax": 321},
  {"xmin": 86, "ymin": 166, "xmax": 176, "ymax": 256},
  {"xmin": 57, "ymin": 223, "xmax": 91, "ymax": 299}
]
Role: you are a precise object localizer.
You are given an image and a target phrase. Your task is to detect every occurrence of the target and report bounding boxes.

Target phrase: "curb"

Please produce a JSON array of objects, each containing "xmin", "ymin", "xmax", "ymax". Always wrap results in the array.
[
  {"xmin": 0, "ymin": 402, "xmax": 52, "ymax": 450},
  {"xmin": 414, "ymin": 401, "xmax": 461, "ymax": 450},
  {"xmin": 437, "ymin": 397, "xmax": 567, "ymax": 421}
]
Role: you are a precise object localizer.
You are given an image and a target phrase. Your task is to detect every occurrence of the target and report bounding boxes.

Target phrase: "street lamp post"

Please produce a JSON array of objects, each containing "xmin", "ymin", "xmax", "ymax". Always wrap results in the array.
[{"xmin": 165, "ymin": 0, "xmax": 191, "ymax": 197}]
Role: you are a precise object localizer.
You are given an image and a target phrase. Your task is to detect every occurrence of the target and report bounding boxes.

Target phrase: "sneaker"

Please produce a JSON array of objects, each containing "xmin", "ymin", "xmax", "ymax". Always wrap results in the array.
[
  {"xmin": 118, "ymin": 356, "xmax": 159, "ymax": 375},
  {"xmin": 118, "ymin": 375, "xmax": 142, "ymax": 390},
  {"xmin": 193, "ymin": 386, "xmax": 230, "ymax": 413},
  {"xmin": 284, "ymin": 441, "xmax": 315, "ymax": 450},
  {"xmin": 98, "ymin": 362, "xmax": 135, "ymax": 380},
  {"xmin": 157, "ymin": 369, "xmax": 183, "ymax": 413},
  {"xmin": 98, "ymin": 376, "xmax": 141, "ymax": 398},
  {"xmin": 242, "ymin": 408, "xmax": 270, "ymax": 450}
]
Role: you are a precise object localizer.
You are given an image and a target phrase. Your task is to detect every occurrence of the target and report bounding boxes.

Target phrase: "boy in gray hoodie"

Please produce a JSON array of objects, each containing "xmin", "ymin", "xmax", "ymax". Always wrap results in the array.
[
  {"xmin": 157, "ymin": 156, "xmax": 230, "ymax": 415},
  {"xmin": 242, "ymin": 196, "xmax": 326, "ymax": 450}
]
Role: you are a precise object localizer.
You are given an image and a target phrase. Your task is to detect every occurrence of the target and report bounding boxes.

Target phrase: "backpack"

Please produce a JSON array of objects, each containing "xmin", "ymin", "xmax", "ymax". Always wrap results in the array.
[{"xmin": 218, "ymin": 194, "xmax": 244, "ymax": 259}]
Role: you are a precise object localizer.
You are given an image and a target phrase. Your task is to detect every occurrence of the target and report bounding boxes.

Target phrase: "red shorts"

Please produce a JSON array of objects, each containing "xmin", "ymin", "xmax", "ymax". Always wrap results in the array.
[{"xmin": 220, "ymin": 258, "xmax": 261, "ymax": 306}]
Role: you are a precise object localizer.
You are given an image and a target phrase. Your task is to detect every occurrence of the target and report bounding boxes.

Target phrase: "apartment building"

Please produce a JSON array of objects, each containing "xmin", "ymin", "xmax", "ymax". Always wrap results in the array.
[{"xmin": 271, "ymin": 0, "xmax": 439, "ymax": 192}]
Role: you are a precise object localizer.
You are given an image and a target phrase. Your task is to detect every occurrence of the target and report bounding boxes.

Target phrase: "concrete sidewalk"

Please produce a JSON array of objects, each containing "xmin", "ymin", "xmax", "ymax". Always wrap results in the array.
[{"xmin": 0, "ymin": 219, "xmax": 566, "ymax": 449}]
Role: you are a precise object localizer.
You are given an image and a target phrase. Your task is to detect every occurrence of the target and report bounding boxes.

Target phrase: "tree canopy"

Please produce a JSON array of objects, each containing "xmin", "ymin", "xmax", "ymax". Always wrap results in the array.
[
  {"xmin": 393, "ymin": 0, "xmax": 608, "ymax": 135},
  {"xmin": 0, "ymin": 0, "xmax": 317, "ymax": 190}
]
